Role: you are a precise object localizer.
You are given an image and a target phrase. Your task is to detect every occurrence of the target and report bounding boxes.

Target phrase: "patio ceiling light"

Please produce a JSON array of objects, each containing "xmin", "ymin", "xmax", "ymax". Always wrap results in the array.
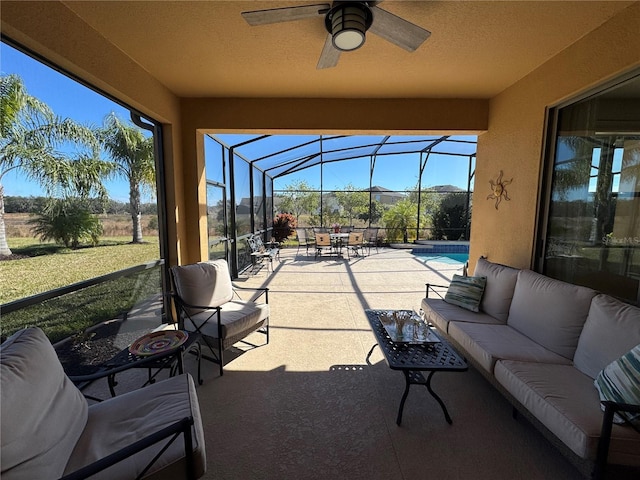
[{"xmin": 326, "ymin": 2, "xmax": 373, "ymax": 52}]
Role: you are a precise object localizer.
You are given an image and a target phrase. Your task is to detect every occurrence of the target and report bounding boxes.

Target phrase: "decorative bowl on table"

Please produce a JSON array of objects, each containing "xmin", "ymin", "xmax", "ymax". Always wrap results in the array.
[{"xmin": 129, "ymin": 330, "xmax": 189, "ymax": 356}]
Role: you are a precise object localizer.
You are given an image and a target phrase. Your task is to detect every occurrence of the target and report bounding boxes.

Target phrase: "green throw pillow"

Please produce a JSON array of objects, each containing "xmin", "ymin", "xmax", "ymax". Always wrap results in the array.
[
  {"xmin": 594, "ymin": 344, "xmax": 640, "ymax": 425},
  {"xmin": 444, "ymin": 275, "xmax": 487, "ymax": 313}
]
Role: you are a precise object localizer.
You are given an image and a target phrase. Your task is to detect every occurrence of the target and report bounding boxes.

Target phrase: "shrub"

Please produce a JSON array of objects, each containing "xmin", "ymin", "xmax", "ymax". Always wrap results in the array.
[
  {"xmin": 273, "ymin": 213, "xmax": 297, "ymax": 242},
  {"xmin": 29, "ymin": 198, "xmax": 103, "ymax": 248}
]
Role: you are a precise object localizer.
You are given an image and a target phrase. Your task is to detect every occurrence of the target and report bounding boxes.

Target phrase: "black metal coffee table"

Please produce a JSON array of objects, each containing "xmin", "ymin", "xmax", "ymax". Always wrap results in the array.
[{"xmin": 365, "ymin": 309, "xmax": 468, "ymax": 425}]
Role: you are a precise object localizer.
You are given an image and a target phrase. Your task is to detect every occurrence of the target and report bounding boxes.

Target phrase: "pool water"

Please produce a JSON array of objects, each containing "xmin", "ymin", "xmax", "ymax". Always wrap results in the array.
[{"xmin": 413, "ymin": 252, "xmax": 469, "ymax": 265}]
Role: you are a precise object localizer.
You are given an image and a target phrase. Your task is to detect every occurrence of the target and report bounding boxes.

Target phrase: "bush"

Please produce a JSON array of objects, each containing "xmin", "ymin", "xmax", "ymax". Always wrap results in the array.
[
  {"xmin": 273, "ymin": 213, "xmax": 297, "ymax": 242},
  {"xmin": 29, "ymin": 198, "xmax": 103, "ymax": 248}
]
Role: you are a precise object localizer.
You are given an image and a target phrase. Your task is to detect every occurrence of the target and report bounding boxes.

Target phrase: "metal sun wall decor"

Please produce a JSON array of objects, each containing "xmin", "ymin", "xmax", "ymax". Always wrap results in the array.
[{"xmin": 487, "ymin": 170, "xmax": 513, "ymax": 209}]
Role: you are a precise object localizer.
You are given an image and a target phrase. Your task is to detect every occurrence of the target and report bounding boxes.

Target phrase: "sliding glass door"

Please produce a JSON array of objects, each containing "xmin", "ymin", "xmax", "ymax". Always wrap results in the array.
[{"xmin": 541, "ymin": 74, "xmax": 640, "ymax": 304}]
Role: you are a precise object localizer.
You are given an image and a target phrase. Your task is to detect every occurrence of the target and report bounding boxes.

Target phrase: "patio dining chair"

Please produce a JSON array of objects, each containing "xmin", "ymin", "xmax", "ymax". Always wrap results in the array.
[
  {"xmin": 345, "ymin": 231, "xmax": 364, "ymax": 258},
  {"xmin": 315, "ymin": 233, "xmax": 334, "ymax": 259},
  {"xmin": 170, "ymin": 260, "xmax": 269, "ymax": 376},
  {"xmin": 296, "ymin": 228, "xmax": 315, "ymax": 256},
  {"xmin": 363, "ymin": 227, "xmax": 380, "ymax": 255}
]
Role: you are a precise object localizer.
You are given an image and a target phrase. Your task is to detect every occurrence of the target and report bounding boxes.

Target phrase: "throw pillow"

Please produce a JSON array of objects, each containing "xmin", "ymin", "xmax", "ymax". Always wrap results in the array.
[
  {"xmin": 594, "ymin": 344, "xmax": 640, "ymax": 425},
  {"xmin": 444, "ymin": 275, "xmax": 487, "ymax": 313}
]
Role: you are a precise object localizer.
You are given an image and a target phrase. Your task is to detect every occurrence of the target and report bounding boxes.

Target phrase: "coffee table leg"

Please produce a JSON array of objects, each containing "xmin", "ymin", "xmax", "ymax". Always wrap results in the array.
[
  {"xmin": 366, "ymin": 343, "xmax": 378, "ymax": 364},
  {"xmin": 396, "ymin": 370, "xmax": 412, "ymax": 425},
  {"xmin": 426, "ymin": 371, "xmax": 453, "ymax": 424}
]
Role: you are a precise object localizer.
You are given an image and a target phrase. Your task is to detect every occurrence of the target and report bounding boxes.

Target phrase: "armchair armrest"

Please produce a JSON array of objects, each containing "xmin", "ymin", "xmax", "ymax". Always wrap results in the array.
[
  {"xmin": 425, "ymin": 283, "xmax": 449, "ymax": 299},
  {"xmin": 59, "ymin": 416, "xmax": 196, "ymax": 480},
  {"xmin": 593, "ymin": 401, "xmax": 640, "ymax": 480},
  {"xmin": 231, "ymin": 284, "xmax": 269, "ymax": 303}
]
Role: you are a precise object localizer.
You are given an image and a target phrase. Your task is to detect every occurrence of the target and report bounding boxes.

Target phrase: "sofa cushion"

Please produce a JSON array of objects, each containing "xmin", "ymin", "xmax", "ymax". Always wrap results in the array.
[
  {"xmin": 574, "ymin": 294, "xmax": 640, "ymax": 379},
  {"xmin": 594, "ymin": 344, "xmax": 640, "ymax": 426},
  {"xmin": 473, "ymin": 257, "xmax": 519, "ymax": 322},
  {"xmin": 1, "ymin": 327, "xmax": 88, "ymax": 480},
  {"xmin": 64, "ymin": 373, "xmax": 206, "ymax": 479},
  {"xmin": 507, "ymin": 270, "xmax": 597, "ymax": 360},
  {"xmin": 421, "ymin": 297, "xmax": 503, "ymax": 333},
  {"xmin": 444, "ymin": 274, "xmax": 486, "ymax": 312},
  {"xmin": 495, "ymin": 360, "xmax": 640, "ymax": 464},
  {"xmin": 448, "ymin": 322, "xmax": 571, "ymax": 374}
]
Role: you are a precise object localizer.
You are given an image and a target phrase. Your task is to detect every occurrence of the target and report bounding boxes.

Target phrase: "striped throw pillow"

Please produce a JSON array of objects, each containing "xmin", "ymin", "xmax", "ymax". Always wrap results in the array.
[
  {"xmin": 594, "ymin": 344, "xmax": 640, "ymax": 425},
  {"xmin": 444, "ymin": 275, "xmax": 487, "ymax": 312}
]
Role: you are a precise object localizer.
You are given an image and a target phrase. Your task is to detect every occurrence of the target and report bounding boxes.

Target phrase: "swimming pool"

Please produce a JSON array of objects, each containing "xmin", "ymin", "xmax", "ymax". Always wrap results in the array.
[{"xmin": 412, "ymin": 252, "xmax": 469, "ymax": 265}]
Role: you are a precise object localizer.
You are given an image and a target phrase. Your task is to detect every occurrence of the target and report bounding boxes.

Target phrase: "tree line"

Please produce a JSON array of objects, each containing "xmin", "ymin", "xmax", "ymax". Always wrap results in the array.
[
  {"xmin": 276, "ymin": 180, "xmax": 471, "ymax": 241},
  {"xmin": 0, "ymin": 74, "xmax": 156, "ymax": 255},
  {"xmin": 4, "ymin": 196, "xmax": 157, "ymax": 215}
]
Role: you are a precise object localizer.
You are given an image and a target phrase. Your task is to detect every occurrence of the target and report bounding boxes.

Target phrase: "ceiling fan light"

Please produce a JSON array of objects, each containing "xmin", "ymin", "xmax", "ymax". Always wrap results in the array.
[{"xmin": 328, "ymin": 3, "xmax": 372, "ymax": 52}]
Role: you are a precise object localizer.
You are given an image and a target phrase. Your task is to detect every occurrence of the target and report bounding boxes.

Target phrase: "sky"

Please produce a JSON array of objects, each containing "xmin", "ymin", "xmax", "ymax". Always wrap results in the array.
[
  {"xmin": 2, "ymin": 41, "xmax": 477, "ymax": 202},
  {"xmin": 1, "ymin": 43, "xmax": 137, "ymax": 202}
]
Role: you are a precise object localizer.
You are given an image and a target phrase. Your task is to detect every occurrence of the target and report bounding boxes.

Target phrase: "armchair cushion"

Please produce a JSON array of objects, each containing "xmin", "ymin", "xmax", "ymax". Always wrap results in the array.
[
  {"xmin": 172, "ymin": 260, "xmax": 234, "ymax": 314},
  {"xmin": 184, "ymin": 300, "xmax": 269, "ymax": 340},
  {"xmin": 64, "ymin": 373, "xmax": 206, "ymax": 479},
  {"xmin": 1, "ymin": 327, "xmax": 88, "ymax": 480}
]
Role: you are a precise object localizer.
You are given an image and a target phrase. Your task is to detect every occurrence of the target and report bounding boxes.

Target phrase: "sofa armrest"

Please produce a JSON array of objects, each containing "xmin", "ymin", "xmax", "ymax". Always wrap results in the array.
[
  {"xmin": 59, "ymin": 416, "xmax": 196, "ymax": 480},
  {"xmin": 593, "ymin": 401, "xmax": 640, "ymax": 480},
  {"xmin": 425, "ymin": 283, "xmax": 449, "ymax": 299}
]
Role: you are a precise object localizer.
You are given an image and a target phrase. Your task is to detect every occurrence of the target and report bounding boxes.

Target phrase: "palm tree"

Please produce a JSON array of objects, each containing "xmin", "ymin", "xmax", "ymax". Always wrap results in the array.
[
  {"xmin": 0, "ymin": 74, "xmax": 107, "ymax": 256},
  {"xmin": 99, "ymin": 113, "xmax": 155, "ymax": 244}
]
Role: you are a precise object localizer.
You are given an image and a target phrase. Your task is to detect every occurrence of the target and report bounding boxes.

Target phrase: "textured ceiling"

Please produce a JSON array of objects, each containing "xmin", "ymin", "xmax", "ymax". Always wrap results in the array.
[{"xmin": 61, "ymin": 1, "xmax": 632, "ymax": 99}]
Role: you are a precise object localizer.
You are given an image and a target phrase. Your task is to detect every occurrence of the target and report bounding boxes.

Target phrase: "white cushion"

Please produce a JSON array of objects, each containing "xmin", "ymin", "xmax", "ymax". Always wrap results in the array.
[
  {"xmin": 64, "ymin": 374, "xmax": 206, "ymax": 479},
  {"xmin": 507, "ymin": 270, "xmax": 597, "ymax": 360},
  {"xmin": 574, "ymin": 294, "xmax": 640, "ymax": 379},
  {"xmin": 1, "ymin": 327, "xmax": 88, "ymax": 480},
  {"xmin": 448, "ymin": 322, "xmax": 571, "ymax": 374},
  {"xmin": 421, "ymin": 297, "xmax": 502, "ymax": 334},
  {"xmin": 495, "ymin": 360, "xmax": 640, "ymax": 464},
  {"xmin": 473, "ymin": 257, "xmax": 519, "ymax": 322},
  {"xmin": 172, "ymin": 260, "xmax": 234, "ymax": 314}
]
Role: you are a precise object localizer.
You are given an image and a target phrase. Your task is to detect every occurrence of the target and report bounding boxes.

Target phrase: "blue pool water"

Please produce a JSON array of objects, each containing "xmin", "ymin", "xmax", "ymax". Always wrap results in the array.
[{"xmin": 413, "ymin": 252, "xmax": 469, "ymax": 265}]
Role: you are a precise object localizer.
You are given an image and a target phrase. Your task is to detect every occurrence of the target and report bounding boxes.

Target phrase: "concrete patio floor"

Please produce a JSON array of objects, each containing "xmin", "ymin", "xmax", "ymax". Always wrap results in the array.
[{"xmin": 83, "ymin": 246, "xmax": 592, "ymax": 479}]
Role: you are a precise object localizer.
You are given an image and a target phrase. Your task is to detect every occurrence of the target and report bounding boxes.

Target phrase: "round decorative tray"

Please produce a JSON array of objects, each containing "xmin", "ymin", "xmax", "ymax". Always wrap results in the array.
[{"xmin": 129, "ymin": 330, "xmax": 189, "ymax": 356}]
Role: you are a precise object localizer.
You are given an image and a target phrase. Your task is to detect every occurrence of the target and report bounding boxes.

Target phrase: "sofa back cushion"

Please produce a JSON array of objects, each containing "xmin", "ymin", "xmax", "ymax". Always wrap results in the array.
[
  {"xmin": 1, "ymin": 327, "xmax": 88, "ymax": 480},
  {"xmin": 473, "ymin": 257, "xmax": 519, "ymax": 322},
  {"xmin": 507, "ymin": 270, "xmax": 597, "ymax": 360},
  {"xmin": 574, "ymin": 294, "xmax": 640, "ymax": 379}
]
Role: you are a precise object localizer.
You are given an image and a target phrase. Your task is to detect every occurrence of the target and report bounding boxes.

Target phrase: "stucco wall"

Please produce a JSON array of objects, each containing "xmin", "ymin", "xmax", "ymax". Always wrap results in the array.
[
  {"xmin": 470, "ymin": 2, "xmax": 640, "ymax": 272},
  {"xmin": 1, "ymin": 0, "xmax": 186, "ymax": 264}
]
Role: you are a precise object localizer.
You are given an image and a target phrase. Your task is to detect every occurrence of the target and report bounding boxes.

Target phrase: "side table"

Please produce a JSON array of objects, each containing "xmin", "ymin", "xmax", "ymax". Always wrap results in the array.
[{"xmin": 70, "ymin": 330, "xmax": 202, "ymax": 398}]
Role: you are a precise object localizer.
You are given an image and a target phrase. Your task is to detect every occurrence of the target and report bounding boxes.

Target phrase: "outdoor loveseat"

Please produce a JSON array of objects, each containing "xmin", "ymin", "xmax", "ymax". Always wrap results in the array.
[
  {"xmin": 421, "ymin": 257, "xmax": 640, "ymax": 479},
  {"xmin": 0, "ymin": 327, "xmax": 206, "ymax": 480}
]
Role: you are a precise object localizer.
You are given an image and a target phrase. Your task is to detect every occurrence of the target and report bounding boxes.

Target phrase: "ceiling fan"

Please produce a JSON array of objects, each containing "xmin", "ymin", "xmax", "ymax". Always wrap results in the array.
[{"xmin": 241, "ymin": 1, "xmax": 431, "ymax": 69}]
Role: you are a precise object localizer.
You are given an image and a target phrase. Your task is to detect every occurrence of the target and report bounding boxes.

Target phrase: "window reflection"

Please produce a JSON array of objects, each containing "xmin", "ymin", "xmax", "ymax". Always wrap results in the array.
[{"xmin": 544, "ymin": 76, "xmax": 640, "ymax": 304}]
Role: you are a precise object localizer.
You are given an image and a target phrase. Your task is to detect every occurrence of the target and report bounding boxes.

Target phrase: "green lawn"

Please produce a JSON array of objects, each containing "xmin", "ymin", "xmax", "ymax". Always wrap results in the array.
[{"xmin": 1, "ymin": 237, "xmax": 160, "ymax": 304}]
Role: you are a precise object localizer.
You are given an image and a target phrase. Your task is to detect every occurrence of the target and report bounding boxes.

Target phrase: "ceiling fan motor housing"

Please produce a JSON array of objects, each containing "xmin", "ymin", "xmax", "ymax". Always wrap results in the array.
[{"xmin": 325, "ymin": 2, "xmax": 374, "ymax": 51}]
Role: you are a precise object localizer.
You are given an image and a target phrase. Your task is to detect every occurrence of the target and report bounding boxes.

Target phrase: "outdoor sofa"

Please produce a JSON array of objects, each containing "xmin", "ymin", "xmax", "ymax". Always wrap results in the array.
[
  {"xmin": 0, "ymin": 327, "xmax": 206, "ymax": 479},
  {"xmin": 421, "ymin": 257, "xmax": 640, "ymax": 479}
]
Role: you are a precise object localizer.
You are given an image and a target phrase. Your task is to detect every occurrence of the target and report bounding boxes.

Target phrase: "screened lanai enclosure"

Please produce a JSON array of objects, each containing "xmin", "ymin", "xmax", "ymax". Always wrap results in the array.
[{"xmin": 204, "ymin": 134, "xmax": 477, "ymax": 275}]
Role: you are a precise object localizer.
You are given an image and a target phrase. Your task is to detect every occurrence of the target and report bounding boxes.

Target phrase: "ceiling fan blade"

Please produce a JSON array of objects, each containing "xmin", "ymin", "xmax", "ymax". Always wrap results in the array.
[
  {"xmin": 242, "ymin": 4, "xmax": 330, "ymax": 26},
  {"xmin": 317, "ymin": 34, "xmax": 341, "ymax": 69},
  {"xmin": 369, "ymin": 6, "xmax": 431, "ymax": 52}
]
